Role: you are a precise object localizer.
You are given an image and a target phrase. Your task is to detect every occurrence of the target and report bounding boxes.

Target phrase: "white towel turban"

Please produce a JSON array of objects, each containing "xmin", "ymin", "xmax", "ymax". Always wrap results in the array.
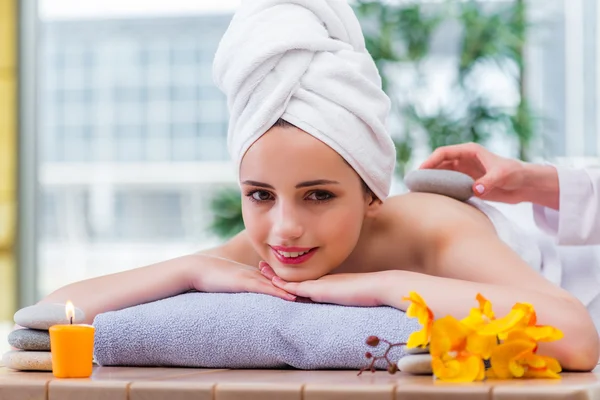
[{"xmin": 213, "ymin": 0, "xmax": 397, "ymax": 200}]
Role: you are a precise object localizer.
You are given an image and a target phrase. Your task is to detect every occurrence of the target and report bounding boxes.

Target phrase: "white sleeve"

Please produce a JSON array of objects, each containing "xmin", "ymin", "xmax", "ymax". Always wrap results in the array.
[
  {"xmin": 533, "ymin": 203, "xmax": 559, "ymax": 236},
  {"xmin": 533, "ymin": 166, "xmax": 600, "ymax": 246}
]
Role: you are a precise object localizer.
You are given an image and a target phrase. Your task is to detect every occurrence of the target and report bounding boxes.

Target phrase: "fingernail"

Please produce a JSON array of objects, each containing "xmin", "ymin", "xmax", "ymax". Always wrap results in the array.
[
  {"xmin": 287, "ymin": 294, "xmax": 297, "ymax": 301},
  {"xmin": 273, "ymin": 276, "xmax": 285, "ymax": 285},
  {"xmin": 475, "ymin": 184, "xmax": 484, "ymax": 194}
]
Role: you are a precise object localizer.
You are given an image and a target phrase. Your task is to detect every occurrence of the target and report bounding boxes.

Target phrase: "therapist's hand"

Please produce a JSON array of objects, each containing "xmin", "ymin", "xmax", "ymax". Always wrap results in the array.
[{"xmin": 419, "ymin": 143, "xmax": 527, "ymax": 204}]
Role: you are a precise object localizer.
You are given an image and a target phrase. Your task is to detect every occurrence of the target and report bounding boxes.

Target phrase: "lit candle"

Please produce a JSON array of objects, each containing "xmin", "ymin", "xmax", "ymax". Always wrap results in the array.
[{"xmin": 49, "ymin": 300, "xmax": 95, "ymax": 378}]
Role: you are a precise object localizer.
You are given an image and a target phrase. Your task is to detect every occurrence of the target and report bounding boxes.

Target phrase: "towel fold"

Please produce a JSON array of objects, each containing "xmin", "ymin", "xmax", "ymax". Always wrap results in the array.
[
  {"xmin": 213, "ymin": 0, "xmax": 396, "ymax": 200},
  {"xmin": 92, "ymin": 292, "xmax": 420, "ymax": 369}
]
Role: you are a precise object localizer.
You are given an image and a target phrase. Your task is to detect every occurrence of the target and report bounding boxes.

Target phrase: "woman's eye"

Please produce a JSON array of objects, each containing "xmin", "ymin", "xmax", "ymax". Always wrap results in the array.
[
  {"xmin": 252, "ymin": 190, "xmax": 272, "ymax": 201},
  {"xmin": 307, "ymin": 191, "xmax": 333, "ymax": 202}
]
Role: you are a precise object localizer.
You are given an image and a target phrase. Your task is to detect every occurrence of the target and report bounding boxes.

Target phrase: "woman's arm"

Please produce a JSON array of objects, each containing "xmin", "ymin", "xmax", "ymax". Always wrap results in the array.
[
  {"xmin": 386, "ymin": 194, "xmax": 599, "ymax": 371},
  {"xmin": 38, "ymin": 254, "xmax": 196, "ymax": 324},
  {"xmin": 37, "ymin": 231, "xmax": 292, "ymax": 325}
]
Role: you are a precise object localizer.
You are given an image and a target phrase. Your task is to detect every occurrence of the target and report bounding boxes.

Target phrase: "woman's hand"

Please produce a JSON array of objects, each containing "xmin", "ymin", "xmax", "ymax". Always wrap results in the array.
[
  {"xmin": 258, "ymin": 261, "xmax": 385, "ymax": 307},
  {"xmin": 190, "ymin": 254, "xmax": 297, "ymax": 302},
  {"xmin": 419, "ymin": 143, "xmax": 528, "ymax": 203}
]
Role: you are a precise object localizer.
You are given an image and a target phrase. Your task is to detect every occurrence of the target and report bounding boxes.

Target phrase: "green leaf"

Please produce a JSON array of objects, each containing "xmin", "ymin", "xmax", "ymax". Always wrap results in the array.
[
  {"xmin": 208, "ymin": 187, "xmax": 245, "ymax": 239},
  {"xmin": 355, "ymin": 0, "xmax": 537, "ymax": 168}
]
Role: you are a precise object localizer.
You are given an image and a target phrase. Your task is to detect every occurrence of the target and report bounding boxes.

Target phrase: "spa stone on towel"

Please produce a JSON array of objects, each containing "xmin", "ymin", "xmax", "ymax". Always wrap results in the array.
[
  {"xmin": 14, "ymin": 303, "xmax": 85, "ymax": 330},
  {"xmin": 404, "ymin": 169, "xmax": 474, "ymax": 202},
  {"xmin": 1, "ymin": 350, "xmax": 53, "ymax": 372},
  {"xmin": 8, "ymin": 329, "xmax": 51, "ymax": 351},
  {"xmin": 396, "ymin": 354, "xmax": 433, "ymax": 375}
]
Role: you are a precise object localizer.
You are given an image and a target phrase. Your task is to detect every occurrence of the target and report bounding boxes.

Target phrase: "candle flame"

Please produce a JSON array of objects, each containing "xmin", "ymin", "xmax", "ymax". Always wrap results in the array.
[{"xmin": 65, "ymin": 301, "xmax": 75, "ymax": 323}]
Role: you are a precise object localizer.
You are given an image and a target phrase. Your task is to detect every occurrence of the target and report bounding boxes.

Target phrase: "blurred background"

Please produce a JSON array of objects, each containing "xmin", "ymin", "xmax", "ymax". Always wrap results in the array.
[{"xmin": 0, "ymin": 0, "xmax": 598, "ymax": 353}]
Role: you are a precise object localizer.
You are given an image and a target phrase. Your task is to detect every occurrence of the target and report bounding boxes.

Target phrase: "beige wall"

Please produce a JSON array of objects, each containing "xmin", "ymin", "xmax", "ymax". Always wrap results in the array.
[{"xmin": 0, "ymin": 0, "xmax": 18, "ymax": 321}]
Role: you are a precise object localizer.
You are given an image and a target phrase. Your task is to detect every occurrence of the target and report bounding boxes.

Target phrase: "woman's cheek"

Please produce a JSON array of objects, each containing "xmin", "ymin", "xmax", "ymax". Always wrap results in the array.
[
  {"xmin": 324, "ymin": 210, "xmax": 362, "ymax": 243},
  {"xmin": 242, "ymin": 211, "xmax": 271, "ymax": 259}
]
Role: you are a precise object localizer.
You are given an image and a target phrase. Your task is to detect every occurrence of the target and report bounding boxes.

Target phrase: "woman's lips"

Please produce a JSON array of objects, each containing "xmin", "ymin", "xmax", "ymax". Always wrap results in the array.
[{"xmin": 271, "ymin": 247, "xmax": 317, "ymax": 265}]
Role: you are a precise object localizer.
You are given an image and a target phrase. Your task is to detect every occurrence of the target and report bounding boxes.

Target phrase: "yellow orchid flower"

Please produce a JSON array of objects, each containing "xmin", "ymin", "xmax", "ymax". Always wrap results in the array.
[
  {"xmin": 461, "ymin": 309, "xmax": 484, "ymax": 331},
  {"xmin": 513, "ymin": 352, "xmax": 561, "ymax": 379},
  {"xmin": 429, "ymin": 315, "xmax": 470, "ymax": 357},
  {"xmin": 403, "ymin": 291, "xmax": 434, "ymax": 349},
  {"xmin": 466, "ymin": 332, "xmax": 497, "ymax": 360},
  {"xmin": 461, "ymin": 293, "xmax": 495, "ymax": 330},
  {"xmin": 524, "ymin": 325, "xmax": 564, "ymax": 342},
  {"xmin": 504, "ymin": 329, "xmax": 535, "ymax": 344},
  {"xmin": 429, "ymin": 316, "xmax": 485, "ymax": 382},
  {"xmin": 515, "ymin": 303, "xmax": 537, "ymax": 326},
  {"xmin": 489, "ymin": 339, "xmax": 536, "ymax": 379},
  {"xmin": 477, "ymin": 302, "xmax": 533, "ymax": 339},
  {"xmin": 396, "ymin": 292, "xmax": 563, "ymax": 382},
  {"xmin": 496, "ymin": 307, "xmax": 563, "ymax": 343},
  {"xmin": 505, "ymin": 325, "xmax": 564, "ymax": 343},
  {"xmin": 489, "ymin": 338, "xmax": 562, "ymax": 379},
  {"xmin": 432, "ymin": 353, "xmax": 485, "ymax": 383},
  {"xmin": 522, "ymin": 356, "xmax": 562, "ymax": 379},
  {"xmin": 477, "ymin": 293, "xmax": 495, "ymax": 320}
]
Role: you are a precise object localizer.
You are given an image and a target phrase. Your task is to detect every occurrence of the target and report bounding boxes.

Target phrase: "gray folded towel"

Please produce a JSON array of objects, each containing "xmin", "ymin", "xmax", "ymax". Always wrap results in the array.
[{"xmin": 93, "ymin": 292, "xmax": 421, "ymax": 369}]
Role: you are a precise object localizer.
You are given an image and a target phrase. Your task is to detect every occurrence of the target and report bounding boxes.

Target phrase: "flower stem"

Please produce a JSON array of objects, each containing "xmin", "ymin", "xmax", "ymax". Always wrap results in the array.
[{"xmin": 358, "ymin": 338, "xmax": 407, "ymax": 376}]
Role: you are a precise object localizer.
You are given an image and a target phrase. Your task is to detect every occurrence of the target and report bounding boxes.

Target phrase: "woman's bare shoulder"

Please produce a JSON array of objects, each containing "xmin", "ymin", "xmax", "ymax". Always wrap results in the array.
[
  {"xmin": 380, "ymin": 193, "xmax": 496, "ymax": 236},
  {"xmin": 367, "ymin": 193, "xmax": 497, "ymax": 274}
]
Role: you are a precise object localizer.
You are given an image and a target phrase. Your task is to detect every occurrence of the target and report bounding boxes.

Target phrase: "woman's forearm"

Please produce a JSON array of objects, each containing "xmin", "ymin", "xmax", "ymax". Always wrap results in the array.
[
  {"xmin": 519, "ymin": 163, "xmax": 560, "ymax": 210},
  {"xmin": 380, "ymin": 270, "xmax": 599, "ymax": 371},
  {"xmin": 38, "ymin": 255, "xmax": 195, "ymax": 324}
]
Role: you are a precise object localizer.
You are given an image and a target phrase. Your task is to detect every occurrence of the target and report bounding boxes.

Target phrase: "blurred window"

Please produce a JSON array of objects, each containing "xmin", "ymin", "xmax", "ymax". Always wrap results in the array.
[{"xmin": 36, "ymin": 1, "xmax": 237, "ymax": 297}]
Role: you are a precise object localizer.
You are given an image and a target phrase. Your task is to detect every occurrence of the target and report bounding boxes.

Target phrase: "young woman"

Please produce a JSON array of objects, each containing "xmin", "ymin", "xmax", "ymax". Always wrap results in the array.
[{"xmin": 38, "ymin": 0, "xmax": 598, "ymax": 372}]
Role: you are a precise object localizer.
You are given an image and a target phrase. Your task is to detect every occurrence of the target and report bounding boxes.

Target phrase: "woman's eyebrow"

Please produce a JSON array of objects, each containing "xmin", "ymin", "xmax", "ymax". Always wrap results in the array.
[
  {"xmin": 295, "ymin": 179, "xmax": 339, "ymax": 188},
  {"xmin": 241, "ymin": 180, "xmax": 274, "ymax": 189},
  {"xmin": 241, "ymin": 179, "xmax": 340, "ymax": 189}
]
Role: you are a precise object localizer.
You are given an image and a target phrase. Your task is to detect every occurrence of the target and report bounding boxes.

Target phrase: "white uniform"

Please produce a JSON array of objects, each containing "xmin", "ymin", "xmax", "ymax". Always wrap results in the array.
[
  {"xmin": 531, "ymin": 165, "xmax": 600, "ymax": 332},
  {"xmin": 533, "ymin": 166, "xmax": 600, "ymax": 245}
]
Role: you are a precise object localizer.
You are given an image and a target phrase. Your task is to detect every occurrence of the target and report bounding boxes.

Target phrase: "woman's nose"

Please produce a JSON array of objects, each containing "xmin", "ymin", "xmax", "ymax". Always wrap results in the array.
[{"xmin": 272, "ymin": 203, "xmax": 304, "ymax": 240}]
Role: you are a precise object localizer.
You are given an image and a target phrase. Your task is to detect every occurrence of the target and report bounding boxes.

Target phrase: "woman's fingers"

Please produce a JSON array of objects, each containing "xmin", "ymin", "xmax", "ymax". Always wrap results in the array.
[
  {"xmin": 259, "ymin": 261, "xmax": 318, "ymax": 301},
  {"xmin": 258, "ymin": 262, "xmax": 302, "ymax": 296},
  {"xmin": 258, "ymin": 261, "xmax": 277, "ymax": 280},
  {"xmin": 258, "ymin": 279, "xmax": 296, "ymax": 301},
  {"xmin": 255, "ymin": 262, "xmax": 296, "ymax": 301},
  {"xmin": 271, "ymin": 276, "xmax": 315, "ymax": 299}
]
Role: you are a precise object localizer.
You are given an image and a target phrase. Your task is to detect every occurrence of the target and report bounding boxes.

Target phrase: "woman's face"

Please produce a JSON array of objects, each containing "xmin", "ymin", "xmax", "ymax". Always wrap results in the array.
[{"xmin": 239, "ymin": 124, "xmax": 379, "ymax": 282}]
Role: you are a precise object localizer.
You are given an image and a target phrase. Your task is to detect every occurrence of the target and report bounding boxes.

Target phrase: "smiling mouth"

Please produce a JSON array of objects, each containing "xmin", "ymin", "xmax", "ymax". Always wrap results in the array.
[
  {"xmin": 270, "ymin": 247, "xmax": 318, "ymax": 264},
  {"xmin": 274, "ymin": 249, "xmax": 311, "ymax": 258}
]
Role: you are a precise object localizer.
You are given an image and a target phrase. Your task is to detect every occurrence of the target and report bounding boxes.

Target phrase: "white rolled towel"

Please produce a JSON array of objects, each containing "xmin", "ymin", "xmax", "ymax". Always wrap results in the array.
[{"xmin": 213, "ymin": 0, "xmax": 396, "ymax": 200}]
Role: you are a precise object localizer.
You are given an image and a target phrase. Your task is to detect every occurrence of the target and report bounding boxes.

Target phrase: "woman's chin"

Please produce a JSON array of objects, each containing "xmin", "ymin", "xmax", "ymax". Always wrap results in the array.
[{"xmin": 264, "ymin": 252, "xmax": 334, "ymax": 281}]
